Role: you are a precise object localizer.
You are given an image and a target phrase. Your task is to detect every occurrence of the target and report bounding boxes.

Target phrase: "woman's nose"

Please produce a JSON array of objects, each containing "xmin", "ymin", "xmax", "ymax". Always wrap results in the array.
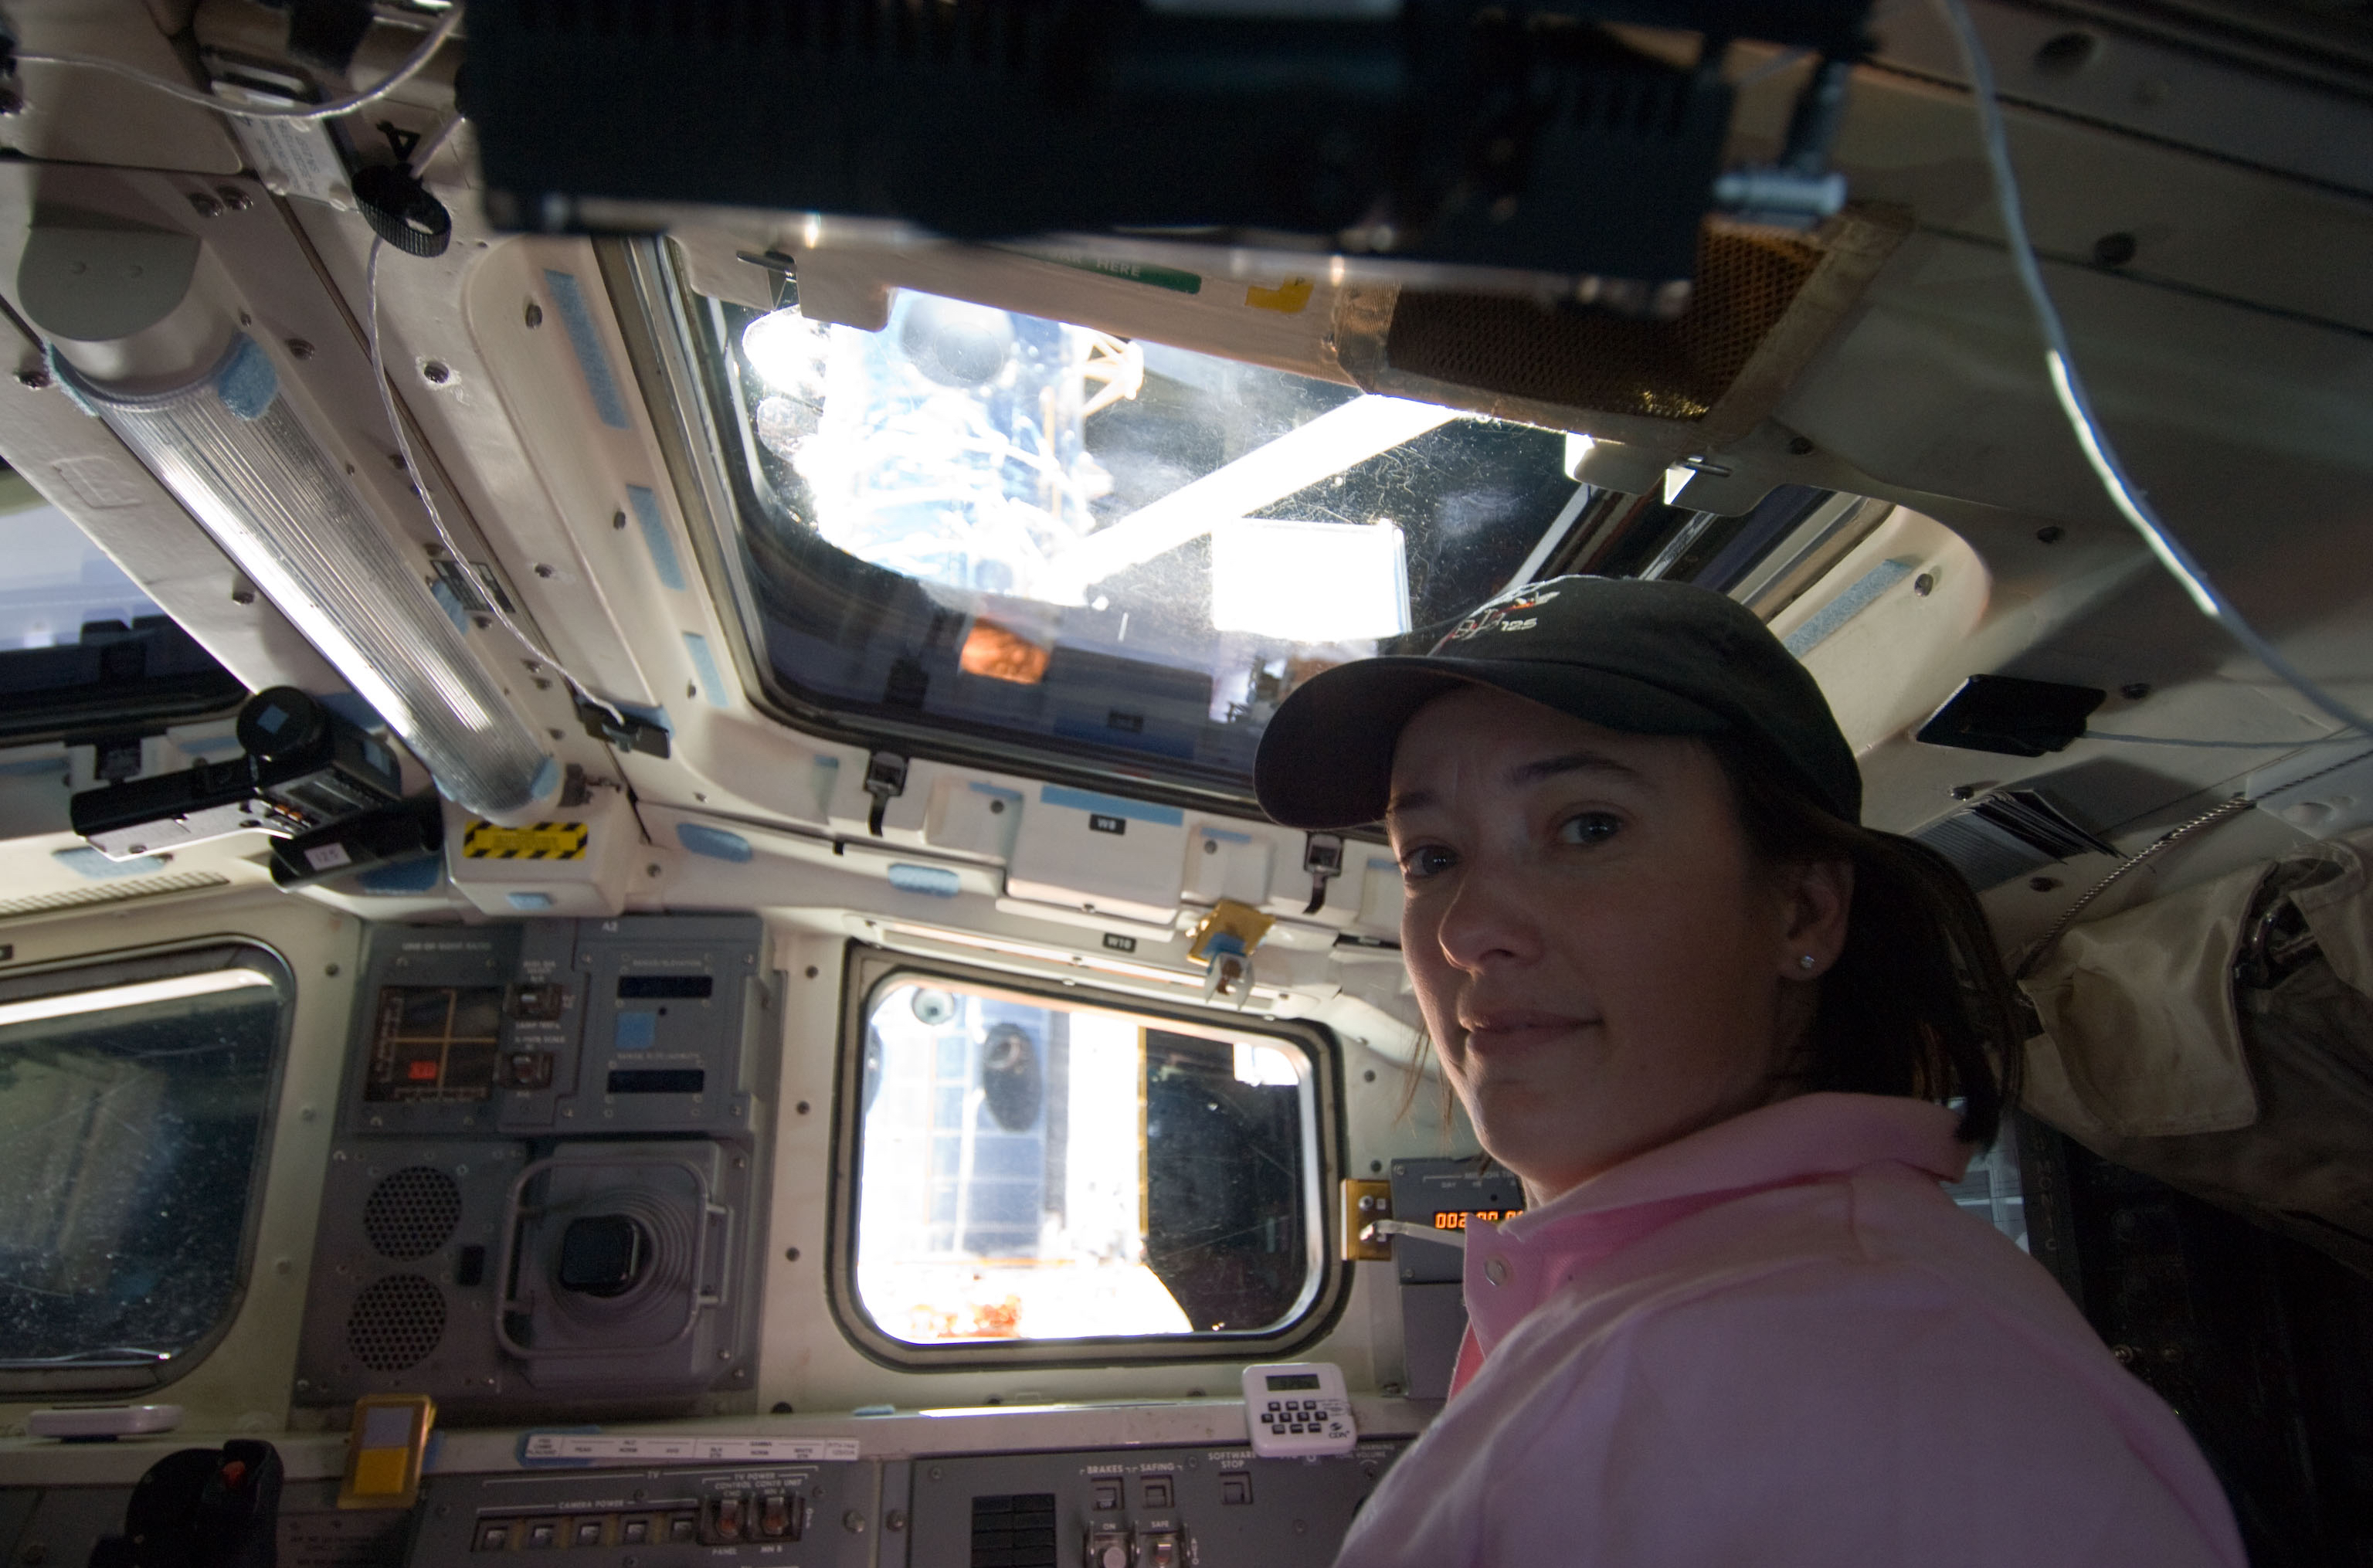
[{"xmin": 1428, "ymin": 861, "xmax": 1546, "ymax": 972}]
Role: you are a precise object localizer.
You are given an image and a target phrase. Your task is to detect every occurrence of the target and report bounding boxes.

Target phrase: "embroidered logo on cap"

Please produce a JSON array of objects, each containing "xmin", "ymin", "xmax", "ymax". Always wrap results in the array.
[{"xmin": 1441, "ymin": 588, "xmax": 1560, "ymax": 644}]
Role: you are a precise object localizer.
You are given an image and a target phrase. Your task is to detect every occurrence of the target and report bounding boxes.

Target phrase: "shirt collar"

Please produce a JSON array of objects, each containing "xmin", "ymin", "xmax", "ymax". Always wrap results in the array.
[{"xmin": 1502, "ymin": 1092, "xmax": 1971, "ymax": 1243}]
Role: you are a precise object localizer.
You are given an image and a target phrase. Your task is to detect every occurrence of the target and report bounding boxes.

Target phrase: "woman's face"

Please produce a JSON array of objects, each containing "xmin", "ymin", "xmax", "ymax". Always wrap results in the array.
[{"xmin": 1387, "ymin": 684, "xmax": 1850, "ymax": 1202}]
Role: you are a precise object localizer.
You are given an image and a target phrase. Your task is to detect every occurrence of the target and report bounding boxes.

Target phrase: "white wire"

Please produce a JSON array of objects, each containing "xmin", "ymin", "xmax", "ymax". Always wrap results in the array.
[
  {"xmin": 2087, "ymin": 731, "xmax": 2365, "ymax": 750},
  {"xmin": 17, "ymin": 7, "xmax": 460, "ymax": 122},
  {"xmin": 1933, "ymin": 0, "xmax": 2373, "ymax": 740},
  {"xmin": 364, "ymin": 237, "xmax": 627, "ymax": 730}
]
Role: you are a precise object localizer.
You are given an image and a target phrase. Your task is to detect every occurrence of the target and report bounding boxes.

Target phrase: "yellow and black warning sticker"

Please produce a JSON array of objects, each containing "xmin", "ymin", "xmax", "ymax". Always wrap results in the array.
[{"xmin": 462, "ymin": 820, "xmax": 589, "ymax": 860}]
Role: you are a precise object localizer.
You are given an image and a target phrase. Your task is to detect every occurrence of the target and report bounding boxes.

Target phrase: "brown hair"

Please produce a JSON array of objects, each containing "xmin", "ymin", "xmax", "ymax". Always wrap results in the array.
[{"xmin": 1708, "ymin": 732, "xmax": 2025, "ymax": 1146}]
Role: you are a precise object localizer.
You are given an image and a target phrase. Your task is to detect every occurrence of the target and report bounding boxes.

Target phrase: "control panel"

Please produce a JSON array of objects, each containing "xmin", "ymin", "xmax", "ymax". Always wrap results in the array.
[
  {"xmin": 407, "ymin": 1462, "xmax": 871, "ymax": 1565},
  {"xmin": 905, "ymin": 1439, "xmax": 1406, "ymax": 1567},
  {"xmin": 294, "ymin": 916, "xmax": 774, "ymax": 1414}
]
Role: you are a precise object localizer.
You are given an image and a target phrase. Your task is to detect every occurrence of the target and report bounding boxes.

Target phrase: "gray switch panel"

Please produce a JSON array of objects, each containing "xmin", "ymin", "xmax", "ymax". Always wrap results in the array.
[
  {"xmin": 899, "ymin": 1440, "xmax": 1406, "ymax": 1566},
  {"xmin": 406, "ymin": 1464, "xmax": 874, "ymax": 1565},
  {"xmin": 297, "ymin": 916, "xmax": 772, "ymax": 1413},
  {"xmin": 341, "ymin": 916, "xmax": 767, "ymax": 1141}
]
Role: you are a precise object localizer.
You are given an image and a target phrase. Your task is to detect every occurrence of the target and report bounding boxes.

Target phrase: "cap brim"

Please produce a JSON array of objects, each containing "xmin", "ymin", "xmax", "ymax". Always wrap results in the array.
[{"xmin": 1252, "ymin": 654, "xmax": 1728, "ymax": 830}]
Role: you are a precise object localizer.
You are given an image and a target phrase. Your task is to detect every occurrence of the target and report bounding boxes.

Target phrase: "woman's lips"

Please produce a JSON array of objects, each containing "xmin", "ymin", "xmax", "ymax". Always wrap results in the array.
[{"xmin": 1459, "ymin": 1011, "xmax": 1596, "ymax": 1055}]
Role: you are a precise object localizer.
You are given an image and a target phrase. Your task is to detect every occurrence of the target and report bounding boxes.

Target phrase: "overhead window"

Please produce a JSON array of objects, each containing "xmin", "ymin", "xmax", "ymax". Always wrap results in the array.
[
  {"xmin": 834, "ymin": 954, "xmax": 1337, "ymax": 1362},
  {"xmin": 0, "ymin": 942, "xmax": 291, "ymax": 1390},
  {"xmin": 659, "ymin": 255, "xmax": 1577, "ymax": 801},
  {"xmin": 0, "ymin": 470, "xmax": 243, "ymax": 743}
]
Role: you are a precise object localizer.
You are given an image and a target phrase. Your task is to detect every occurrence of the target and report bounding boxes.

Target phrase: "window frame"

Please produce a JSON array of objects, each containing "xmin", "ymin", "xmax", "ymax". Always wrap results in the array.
[
  {"xmin": 827, "ymin": 942, "xmax": 1349, "ymax": 1369},
  {"xmin": 0, "ymin": 937, "xmax": 295, "ymax": 1395}
]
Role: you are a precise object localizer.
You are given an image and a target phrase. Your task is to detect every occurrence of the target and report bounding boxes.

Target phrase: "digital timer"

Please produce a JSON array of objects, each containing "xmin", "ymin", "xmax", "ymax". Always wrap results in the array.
[{"xmin": 1432, "ymin": 1207, "xmax": 1524, "ymax": 1230}]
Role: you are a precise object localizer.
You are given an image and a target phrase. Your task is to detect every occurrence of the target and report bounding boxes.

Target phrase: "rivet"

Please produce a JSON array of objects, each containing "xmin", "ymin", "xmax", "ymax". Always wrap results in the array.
[
  {"xmin": 785, "ymin": 1246, "xmax": 801, "ymax": 1262},
  {"xmin": 525, "ymin": 300, "xmax": 545, "ymax": 329},
  {"xmin": 286, "ymin": 338, "xmax": 315, "ymax": 360},
  {"xmin": 217, "ymin": 186, "xmax": 253, "ymax": 212},
  {"xmin": 1913, "ymin": 572, "xmax": 1936, "ymax": 596},
  {"xmin": 230, "ymin": 587, "xmax": 256, "ymax": 605},
  {"xmin": 187, "ymin": 191, "xmax": 223, "ymax": 218},
  {"xmin": 1485, "ymin": 1257, "xmax": 1508, "ymax": 1285},
  {"xmin": 534, "ymin": 563, "xmax": 555, "ymax": 579},
  {"xmin": 2035, "ymin": 525, "xmax": 2066, "ymax": 545},
  {"xmin": 421, "ymin": 360, "xmax": 452, "ymax": 385},
  {"xmin": 1785, "ymin": 434, "xmax": 1815, "ymax": 456},
  {"xmin": 2121, "ymin": 682, "xmax": 2151, "ymax": 701}
]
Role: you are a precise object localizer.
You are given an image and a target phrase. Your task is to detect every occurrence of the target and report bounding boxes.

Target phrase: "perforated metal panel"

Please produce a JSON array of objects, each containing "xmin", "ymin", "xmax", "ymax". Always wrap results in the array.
[
  {"xmin": 1382, "ymin": 226, "xmax": 1823, "ymax": 420},
  {"xmin": 362, "ymin": 1166, "xmax": 463, "ymax": 1261},
  {"xmin": 345, "ymin": 1273, "xmax": 447, "ymax": 1373}
]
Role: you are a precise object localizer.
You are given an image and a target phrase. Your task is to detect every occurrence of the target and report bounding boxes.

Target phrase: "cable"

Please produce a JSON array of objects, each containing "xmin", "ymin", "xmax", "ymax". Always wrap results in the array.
[
  {"xmin": 2086, "ymin": 731, "xmax": 2364, "ymax": 750},
  {"xmin": 364, "ymin": 237, "xmax": 627, "ymax": 731},
  {"xmin": 2013, "ymin": 795, "xmax": 2256, "ymax": 981},
  {"xmin": 16, "ymin": 7, "xmax": 460, "ymax": 123},
  {"xmin": 1933, "ymin": 0, "xmax": 2373, "ymax": 740}
]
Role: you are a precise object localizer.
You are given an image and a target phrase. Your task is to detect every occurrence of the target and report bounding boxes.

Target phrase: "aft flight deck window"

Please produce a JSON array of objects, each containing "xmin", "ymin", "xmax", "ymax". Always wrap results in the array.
[
  {"xmin": 0, "ymin": 942, "xmax": 291, "ymax": 1390},
  {"xmin": 844, "ymin": 970, "xmax": 1327, "ymax": 1354},
  {"xmin": 676, "ymin": 264, "xmax": 1576, "ymax": 799},
  {"xmin": 0, "ymin": 468, "xmax": 243, "ymax": 743}
]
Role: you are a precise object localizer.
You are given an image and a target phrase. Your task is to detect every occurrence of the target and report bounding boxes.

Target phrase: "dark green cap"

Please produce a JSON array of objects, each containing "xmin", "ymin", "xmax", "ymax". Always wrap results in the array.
[{"xmin": 1253, "ymin": 575, "xmax": 1862, "ymax": 829}]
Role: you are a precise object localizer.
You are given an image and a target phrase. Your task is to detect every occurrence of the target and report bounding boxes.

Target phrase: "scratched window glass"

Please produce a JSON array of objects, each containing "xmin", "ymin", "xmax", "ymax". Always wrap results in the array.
[
  {"xmin": 0, "ymin": 945, "xmax": 289, "ymax": 1382},
  {"xmin": 854, "ymin": 976, "xmax": 1320, "ymax": 1344},
  {"xmin": 681, "ymin": 267, "xmax": 1575, "ymax": 800}
]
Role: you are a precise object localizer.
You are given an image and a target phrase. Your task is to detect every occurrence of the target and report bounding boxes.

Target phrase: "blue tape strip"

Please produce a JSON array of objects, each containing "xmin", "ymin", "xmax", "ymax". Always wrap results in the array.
[
  {"xmin": 888, "ymin": 863, "xmax": 962, "ymax": 898},
  {"xmin": 683, "ymin": 632, "xmax": 730, "ymax": 707},
  {"xmin": 677, "ymin": 822, "xmax": 754, "ymax": 863},
  {"xmin": 1783, "ymin": 559, "xmax": 1916, "ymax": 658},
  {"xmin": 1038, "ymin": 783, "xmax": 1185, "ymax": 826},
  {"xmin": 213, "ymin": 334, "xmax": 278, "ymax": 420},
  {"xmin": 628, "ymin": 484, "xmax": 686, "ymax": 592},
  {"xmin": 541, "ymin": 270, "xmax": 632, "ymax": 429},
  {"xmin": 53, "ymin": 846, "xmax": 165, "ymax": 879}
]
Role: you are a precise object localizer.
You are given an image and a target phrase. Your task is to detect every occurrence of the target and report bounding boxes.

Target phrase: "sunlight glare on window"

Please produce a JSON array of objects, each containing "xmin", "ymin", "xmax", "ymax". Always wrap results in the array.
[{"xmin": 854, "ymin": 979, "xmax": 1316, "ymax": 1344}]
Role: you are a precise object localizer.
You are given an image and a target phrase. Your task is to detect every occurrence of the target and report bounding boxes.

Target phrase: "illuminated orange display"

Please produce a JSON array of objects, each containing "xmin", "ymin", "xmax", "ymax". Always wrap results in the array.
[
  {"xmin": 1433, "ymin": 1209, "xmax": 1523, "ymax": 1230},
  {"xmin": 959, "ymin": 620, "xmax": 1053, "ymax": 684}
]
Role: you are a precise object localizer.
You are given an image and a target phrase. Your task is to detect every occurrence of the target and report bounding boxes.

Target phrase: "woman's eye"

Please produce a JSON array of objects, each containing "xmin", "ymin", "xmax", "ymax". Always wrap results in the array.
[
  {"xmin": 1399, "ymin": 844, "xmax": 1457, "ymax": 882},
  {"xmin": 1557, "ymin": 811, "xmax": 1622, "ymax": 847}
]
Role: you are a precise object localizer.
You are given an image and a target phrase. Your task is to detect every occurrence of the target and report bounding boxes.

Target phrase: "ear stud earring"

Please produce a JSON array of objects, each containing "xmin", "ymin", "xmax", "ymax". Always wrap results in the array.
[{"xmin": 1798, "ymin": 955, "xmax": 1818, "ymax": 972}]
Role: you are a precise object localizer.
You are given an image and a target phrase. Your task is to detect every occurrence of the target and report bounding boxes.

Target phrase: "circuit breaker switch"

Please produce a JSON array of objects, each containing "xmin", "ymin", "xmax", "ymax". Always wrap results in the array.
[
  {"xmin": 1139, "ymin": 1526, "xmax": 1181, "ymax": 1567},
  {"xmin": 1086, "ymin": 1524, "xmax": 1132, "ymax": 1568},
  {"xmin": 759, "ymin": 1495, "xmax": 791, "ymax": 1538}
]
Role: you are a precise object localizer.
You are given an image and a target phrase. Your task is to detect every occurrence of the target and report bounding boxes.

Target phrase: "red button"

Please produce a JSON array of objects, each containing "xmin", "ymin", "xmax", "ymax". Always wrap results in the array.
[{"xmin": 219, "ymin": 1461, "xmax": 248, "ymax": 1490}]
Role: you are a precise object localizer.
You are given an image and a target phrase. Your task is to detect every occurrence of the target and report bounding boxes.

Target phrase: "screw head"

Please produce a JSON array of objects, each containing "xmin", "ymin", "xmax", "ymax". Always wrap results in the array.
[
  {"xmin": 2121, "ymin": 682, "xmax": 2152, "ymax": 701},
  {"xmin": 230, "ymin": 587, "xmax": 256, "ymax": 605},
  {"xmin": 2029, "ymin": 876, "xmax": 2062, "ymax": 892},
  {"xmin": 2035, "ymin": 525, "xmax": 2066, "ymax": 545},
  {"xmin": 1913, "ymin": 572, "xmax": 1937, "ymax": 596},
  {"xmin": 421, "ymin": 359, "xmax": 452, "ymax": 385},
  {"xmin": 1950, "ymin": 784, "xmax": 1978, "ymax": 801},
  {"xmin": 1786, "ymin": 434, "xmax": 1815, "ymax": 456},
  {"xmin": 286, "ymin": 338, "xmax": 315, "ymax": 360},
  {"xmin": 843, "ymin": 1512, "xmax": 866, "ymax": 1535},
  {"xmin": 14, "ymin": 367, "xmax": 50, "ymax": 389},
  {"xmin": 187, "ymin": 192, "xmax": 224, "ymax": 218},
  {"xmin": 785, "ymin": 1246, "xmax": 800, "ymax": 1262},
  {"xmin": 524, "ymin": 300, "xmax": 544, "ymax": 329},
  {"xmin": 218, "ymin": 186, "xmax": 253, "ymax": 212},
  {"xmin": 534, "ymin": 563, "xmax": 555, "ymax": 579},
  {"xmin": 2093, "ymin": 232, "xmax": 2138, "ymax": 268}
]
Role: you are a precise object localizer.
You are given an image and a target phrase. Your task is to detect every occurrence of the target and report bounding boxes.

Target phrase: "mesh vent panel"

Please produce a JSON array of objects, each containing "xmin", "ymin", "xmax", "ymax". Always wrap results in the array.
[
  {"xmin": 362, "ymin": 1166, "xmax": 463, "ymax": 1260},
  {"xmin": 347, "ymin": 1273, "xmax": 446, "ymax": 1373},
  {"xmin": 1383, "ymin": 226, "xmax": 1823, "ymax": 420}
]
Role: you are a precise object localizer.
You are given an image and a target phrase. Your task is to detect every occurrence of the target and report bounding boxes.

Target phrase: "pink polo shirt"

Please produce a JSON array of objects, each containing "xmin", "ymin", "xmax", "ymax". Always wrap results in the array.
[{"xmin": 1336, "ymin": 1093, "xmax": 2245, "ymax": 1568}]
